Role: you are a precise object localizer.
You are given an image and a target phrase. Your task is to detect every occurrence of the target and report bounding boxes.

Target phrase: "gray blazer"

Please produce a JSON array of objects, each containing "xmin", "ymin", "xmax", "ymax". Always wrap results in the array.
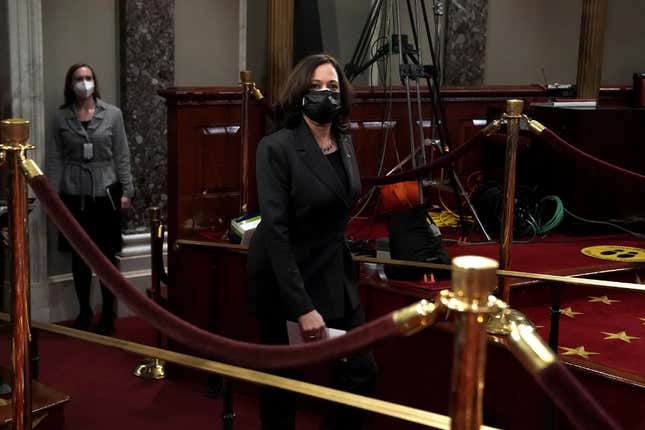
[{"xmin": 48, "ymin": 99, "xmax": 134, "ymax": 198}]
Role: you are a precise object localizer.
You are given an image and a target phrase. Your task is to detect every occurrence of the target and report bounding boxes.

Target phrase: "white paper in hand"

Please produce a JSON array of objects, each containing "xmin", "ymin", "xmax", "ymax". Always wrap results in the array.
[{"xmin": 286, "ymin": 321, "xmax": 346, "ymax": 345}]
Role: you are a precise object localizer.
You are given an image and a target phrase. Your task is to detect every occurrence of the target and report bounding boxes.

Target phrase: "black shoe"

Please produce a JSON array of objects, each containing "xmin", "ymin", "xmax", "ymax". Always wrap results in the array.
[
  {"xmin": 73, "ymin": 311, "xmax": 93, "ymax": 331},
  {"xmin": 95, "ymin": 317, "xmax": 115, "ymax": 336}
]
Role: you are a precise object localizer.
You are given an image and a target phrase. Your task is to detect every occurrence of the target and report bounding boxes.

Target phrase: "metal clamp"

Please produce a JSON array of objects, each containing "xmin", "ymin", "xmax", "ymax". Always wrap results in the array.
[
  {"xmin": 439, "ymin": 290, "xmax": 506, "ymax": 314},
  {"xmin": 240, "ymin": 70, "xmax": 264, "ymax": 100},
  {"xmin": 393, "ymin": 299, "xmax": 441, "ymax": 336}
]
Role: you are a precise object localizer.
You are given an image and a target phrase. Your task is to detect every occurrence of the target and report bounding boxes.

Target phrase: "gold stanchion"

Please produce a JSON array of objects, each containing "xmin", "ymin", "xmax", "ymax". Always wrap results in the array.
[
  {"xmin": 239, "ymin": 70, "xmax": 264, "ymax": 216},
  {"xmin": 498, "ymin": 99, "xmax": 524, "ymax": 303},
  {"xmin": 485, "ymin": 307, "xmax": 533, "ymax": 336},
  {"xmin": 133, "ymin": 207, "xmax": 166, "ymax": 380},
  {"xmin": 445, "ymin": 256, "xmax": 500, "ymax": 430},
  {"xmin": 1, "ymin": 118, "xmax": 33, "ymax": 430}
]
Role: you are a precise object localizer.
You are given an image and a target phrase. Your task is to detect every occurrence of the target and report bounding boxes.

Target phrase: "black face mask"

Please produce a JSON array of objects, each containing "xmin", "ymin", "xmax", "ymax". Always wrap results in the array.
[{"xmin": 302, "ymin": 89, "xmax": 342, "ymax": 125}]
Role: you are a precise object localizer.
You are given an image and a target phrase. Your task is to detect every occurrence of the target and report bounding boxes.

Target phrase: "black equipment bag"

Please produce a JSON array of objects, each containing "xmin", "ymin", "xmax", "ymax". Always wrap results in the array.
[{"xmin": 385, "ymin": 206, "xmax": 451, "ymax": 281}]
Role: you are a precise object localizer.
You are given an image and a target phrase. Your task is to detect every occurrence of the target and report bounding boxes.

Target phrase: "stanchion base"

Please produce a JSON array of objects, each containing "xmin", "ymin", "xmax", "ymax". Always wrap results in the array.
[
  {"xmin": 486, "ymin": 308, "xmax": 533, "ymax": 335},
  {"xmin": 133, "ymin": 358, "xmax": 166, "ymax": 380}
]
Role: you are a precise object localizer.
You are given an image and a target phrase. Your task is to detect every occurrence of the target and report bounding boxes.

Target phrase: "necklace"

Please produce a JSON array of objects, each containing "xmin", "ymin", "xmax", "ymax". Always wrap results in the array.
[{"xmin": 320, "ymin": 141, "xmax": 336, "ymax": 154}]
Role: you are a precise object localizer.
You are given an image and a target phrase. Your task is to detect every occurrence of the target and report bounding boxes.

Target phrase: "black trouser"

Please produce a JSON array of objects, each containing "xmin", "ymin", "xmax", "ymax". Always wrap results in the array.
[
  {"xmin": 60, "ymin": 192, "xmax": 121, "ymax": 321},
  {"xmin": 72, "ymin": 251, "xmax": 116, "ymax": 320},
  {"xmin": 258, "ymin": 295, "xmax": 378, "ymax": 430}
]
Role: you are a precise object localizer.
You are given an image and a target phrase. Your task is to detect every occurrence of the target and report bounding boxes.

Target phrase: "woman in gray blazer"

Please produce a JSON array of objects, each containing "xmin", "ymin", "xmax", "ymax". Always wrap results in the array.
[
  {"xmin": 247, "ymin": 54, "xmax": 376, "ymax": 430},
  {"xmin": 48, "ymin": 63, "xmax": 134, "ymax": 335}
]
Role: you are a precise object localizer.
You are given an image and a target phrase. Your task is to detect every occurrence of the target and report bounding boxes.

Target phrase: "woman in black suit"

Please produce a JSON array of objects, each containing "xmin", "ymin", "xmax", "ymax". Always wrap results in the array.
[{"xmin": 247, "ymin": 54, "xmax": 377, "ymax": 429}]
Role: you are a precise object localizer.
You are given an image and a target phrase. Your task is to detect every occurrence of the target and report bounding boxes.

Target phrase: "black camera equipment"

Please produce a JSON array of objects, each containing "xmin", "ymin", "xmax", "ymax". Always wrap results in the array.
[{"xmin": 345, "ymin": 0, "xmax": 491, "ymax": 240}]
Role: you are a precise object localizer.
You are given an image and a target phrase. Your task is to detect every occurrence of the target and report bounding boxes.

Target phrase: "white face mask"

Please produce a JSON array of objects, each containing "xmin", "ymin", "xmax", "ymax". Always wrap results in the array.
[{"xmin": 73, "ymin": 80, "xmax": 95, "ymax": 99}]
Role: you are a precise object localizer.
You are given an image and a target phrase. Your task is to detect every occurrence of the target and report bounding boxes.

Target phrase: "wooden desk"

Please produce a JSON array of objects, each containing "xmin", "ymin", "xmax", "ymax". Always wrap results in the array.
[{"xmin": 530, "ymin": 106, "xmax": 645, "ymax": 225}]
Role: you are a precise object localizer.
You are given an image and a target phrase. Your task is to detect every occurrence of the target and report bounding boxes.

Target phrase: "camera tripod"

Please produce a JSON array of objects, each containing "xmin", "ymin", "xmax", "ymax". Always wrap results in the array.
[{"xmin": 345, "ymin": 0, "xmax": 491, "ymax": 240}]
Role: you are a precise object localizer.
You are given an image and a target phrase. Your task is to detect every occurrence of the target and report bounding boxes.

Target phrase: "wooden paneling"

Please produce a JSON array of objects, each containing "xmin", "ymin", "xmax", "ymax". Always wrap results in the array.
[
  {"xmin": 159, "ymin": 87, "xmax": 265, "ymax": 322},
  {"xmin": 163, "ymin": 95, "xmax": 264, "ymax": 240}
]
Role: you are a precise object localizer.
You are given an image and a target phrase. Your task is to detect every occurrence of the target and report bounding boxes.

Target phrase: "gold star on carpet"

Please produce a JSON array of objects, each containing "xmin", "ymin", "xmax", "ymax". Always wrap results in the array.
[
  {"xmin": 559, "ymin": 346, "xmax": 599, "ymax": 359},
  {"xmin": 640, "ymin": 318, "xmax": 645, "ymax": 325},
  {"xmin": 560, "ymin": 307, "xmax": 583, "ymax": 318},
  {"xmin": 602, "ymin": 331, "xmax": 640, "ymax": 343},
  {"xmin": 588, "ymin": 295, "xmax": 620, "ymax": 305}
]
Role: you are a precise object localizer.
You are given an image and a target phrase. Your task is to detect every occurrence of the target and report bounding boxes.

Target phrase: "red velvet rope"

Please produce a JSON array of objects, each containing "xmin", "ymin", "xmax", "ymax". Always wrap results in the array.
[
  {"xmin": 29, "ymin": 175, "xmax": 401, "ymax": 370},
  {"xmin": 534, "ymin": 361, "xmax": 622, "ymax": 430},
  {"xmin": 540, "ymin": 128, "xmax": 645, "ymax": 183},
  {"xmin": 361, "ymin": 125, "xmax": 645, "ymax": 188},
  {"xmin": 360, "ymin": 127, "xmax": 487, "ymax": 186}
]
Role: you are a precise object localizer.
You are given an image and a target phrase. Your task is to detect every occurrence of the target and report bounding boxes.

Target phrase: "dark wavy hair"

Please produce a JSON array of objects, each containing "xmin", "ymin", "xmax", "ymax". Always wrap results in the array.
[
  {"xmin": 60, "ymin": 63, "xmax": 102, "ymax": 108},
  {"xmin": 276, "ymin": 54, "xmax": 352, "ymax": 137}
]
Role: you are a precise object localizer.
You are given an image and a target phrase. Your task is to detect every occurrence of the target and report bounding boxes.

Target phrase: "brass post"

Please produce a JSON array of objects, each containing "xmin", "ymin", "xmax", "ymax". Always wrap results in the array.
[
  {"xmin": 448, "ymin": 255, "xmax": 498, "ymax": 430},
  {"xmin": 149, "ymin": 207, "xmax": 162, "ymax": 340},
  {"xmin": 392, "ymin": 299, "xmax": 441, "ymax": 336},
  {"xmin": 1, "ymin": 118, "xmax": 33, "ymax": 430},
  {"xmin": 133, "ymin": 207, "xmax": 166, "ymax": 379},
  {"xmin": 499, "ymin": 100, "xmax": 523, "ymax": 303},
  {"xmin": 239, "ymin": 70, "xmax": 263, "ymax": 216},
  {"xmin": 240, "ymin": 71, "xmax": 251, "ymax": 216}
]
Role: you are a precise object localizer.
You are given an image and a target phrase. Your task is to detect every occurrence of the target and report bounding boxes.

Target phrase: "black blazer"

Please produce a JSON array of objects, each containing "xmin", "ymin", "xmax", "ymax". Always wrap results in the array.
[{"xmin": 247, "ymin": 121, "xmax": 362, "ymax": 321}]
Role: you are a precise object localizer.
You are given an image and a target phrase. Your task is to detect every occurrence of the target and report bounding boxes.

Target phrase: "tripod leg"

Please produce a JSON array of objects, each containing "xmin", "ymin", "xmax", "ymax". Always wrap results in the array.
[
  {"xmin": 401, "ymin": 75, "xmax": 425, "ymax": 202},
  {"xmin": 413, "ymin": 78, "xmax": 428, "ymax": 204},
  {"xmin": 345, "ymin": 0, "xmax": 386, "ymax": 81},
  {"xmin": 447, "ymin": 166, "xmax": 492, "ymax": 241}
]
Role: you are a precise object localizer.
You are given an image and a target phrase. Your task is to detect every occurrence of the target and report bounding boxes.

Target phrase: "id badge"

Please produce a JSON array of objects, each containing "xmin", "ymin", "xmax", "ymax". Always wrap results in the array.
[{"xmin": 83, "ymin": 142, "xmax": 94, "ymax": 161}]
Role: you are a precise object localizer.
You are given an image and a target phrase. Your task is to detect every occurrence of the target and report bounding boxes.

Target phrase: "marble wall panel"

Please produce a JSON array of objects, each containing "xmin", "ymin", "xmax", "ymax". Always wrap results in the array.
[
  {"xmin": 119, "ymin": 0, "xmax": 175, "ymax": 231},
  {"xmin": 444, "ymin": 0, "xmax": 488, "ymax": 86}
]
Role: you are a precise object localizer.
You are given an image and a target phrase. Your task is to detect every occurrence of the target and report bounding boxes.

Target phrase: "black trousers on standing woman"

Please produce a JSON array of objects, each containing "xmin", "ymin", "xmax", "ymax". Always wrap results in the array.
[
  {"xmin": 59, "ymin": 192, "xmax": 122, "ymax": 331},
  {"xmin": 257, "ymin": 289, "xmax": 378, "ymax": 430}
]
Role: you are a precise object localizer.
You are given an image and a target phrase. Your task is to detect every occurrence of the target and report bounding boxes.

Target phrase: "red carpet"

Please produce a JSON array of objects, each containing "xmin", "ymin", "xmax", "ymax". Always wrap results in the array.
[
  {"xmin": 33, "ymin": 320, "xmax": 234, "ymax": 428},
  {"xmin": 1, "ymin": 319, "xmax": 261, "ymax": 429},
  {"xmin": 1, "ymin": 289, "xmax": 643, "ymax": 428},
  {"xmin": 0, "ymin": 317, "xmax": 331, "ymax": 429},
  {"xmin": 521, "ymin": 286, "xmax": 645, "ymax": 377},
  {"xmin": 4, "ymin": 304, "xmax": 642, "ymax": 429}
]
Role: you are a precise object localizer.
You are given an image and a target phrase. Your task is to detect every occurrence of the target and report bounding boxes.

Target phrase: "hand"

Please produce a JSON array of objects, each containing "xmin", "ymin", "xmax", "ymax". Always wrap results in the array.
[
  {"xmin": 120, "ymin": 196, "xmax": 131, "ymax": 211},
  {"xmin": 297, "ymin": 310, "xmax": 327, "ymax": 342}
]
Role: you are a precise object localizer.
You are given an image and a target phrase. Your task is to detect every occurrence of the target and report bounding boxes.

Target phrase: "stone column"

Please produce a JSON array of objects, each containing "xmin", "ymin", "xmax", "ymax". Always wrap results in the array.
[
  {"xmin": 576, "ymin": 0, "xmax": 608, "ymax": 99},
  {"xmin": 0, "ymin": 4, "xmax": 11, "ymax": 119},
  {"xmin": 267, "ymin": 0, "xmax": 294, "ymax": 101},
  {"xmin": 6, "ymin": 0, "xmax": 48, "ymax": 321},
  {"xmin": 443, "ymin": 0, "xmax": 488, "ymax": 86},
  {"xmin": 118, "ymin": 0, "xmax": 175, "ymax": 230}
]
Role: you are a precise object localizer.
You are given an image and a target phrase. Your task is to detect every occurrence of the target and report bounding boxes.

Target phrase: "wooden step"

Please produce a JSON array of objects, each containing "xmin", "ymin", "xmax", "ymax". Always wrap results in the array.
[{"xmin": 0, "ymin": 367, "xmax": 70, "ymax": 430}]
